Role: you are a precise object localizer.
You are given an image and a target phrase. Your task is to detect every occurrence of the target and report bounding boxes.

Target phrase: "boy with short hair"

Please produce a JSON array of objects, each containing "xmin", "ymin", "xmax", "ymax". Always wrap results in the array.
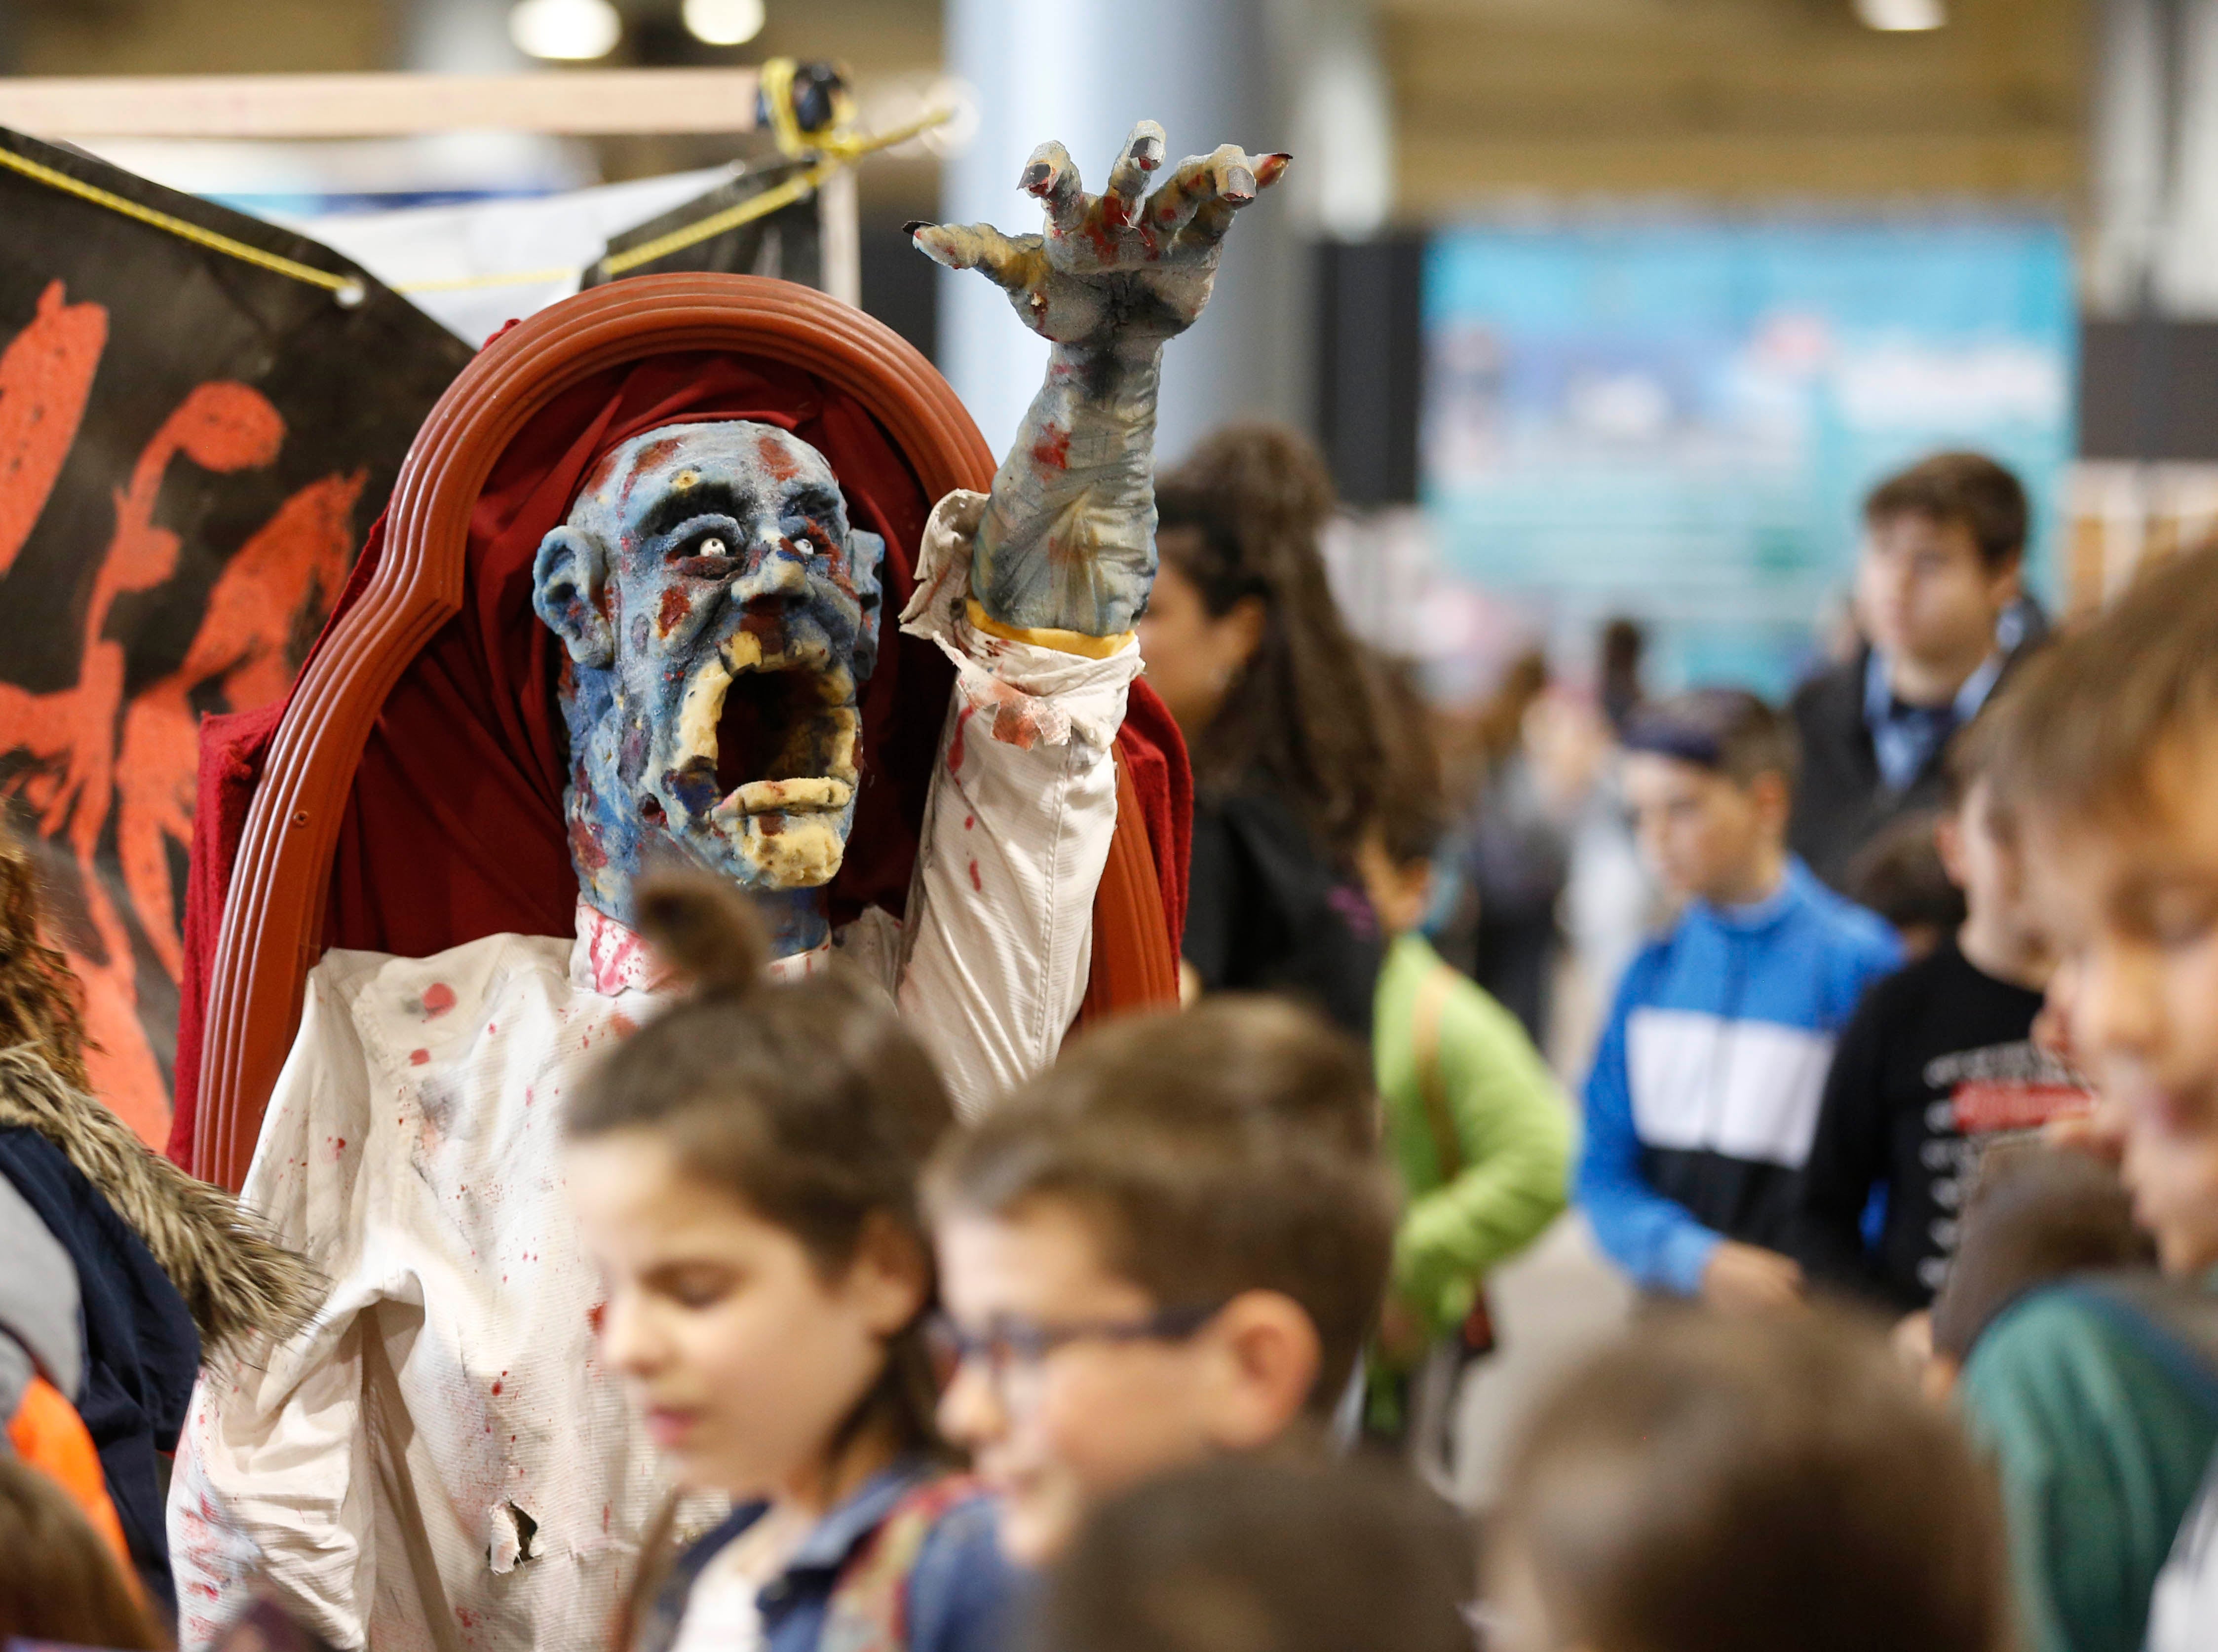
[
  {"xmin": 1488, "ymin": 1311, "xmax": 2014, "ymax": 1652},
  {"xmin": 1791, "ymin": 451, "xmax": 2032, "ymax": 892},
  {"xmin": 924, "ymin": 998, "xmax": 1397, "ymax": 1566},
  {"xmin": 1034, "ymin": 1455, "xmax": 1475, "ymax": 1652},
  {"xmin": 1789, "ymin": 710, "xmax": 2093, "ymax": 1311},
  {"xmin": 1950, "ymin": 541, "xmax": 2218, "ymax": 1652},
  {"xmin": 1577, "ymin": 688, "xmax": 1900, "ymax": 1311}
]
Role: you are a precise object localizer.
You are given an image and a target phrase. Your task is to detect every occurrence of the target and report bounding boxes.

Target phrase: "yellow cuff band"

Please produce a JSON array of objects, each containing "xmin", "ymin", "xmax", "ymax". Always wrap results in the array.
[{"xmin": 965, "ymin": 598, "xmax": 1134, "ymax": 660}]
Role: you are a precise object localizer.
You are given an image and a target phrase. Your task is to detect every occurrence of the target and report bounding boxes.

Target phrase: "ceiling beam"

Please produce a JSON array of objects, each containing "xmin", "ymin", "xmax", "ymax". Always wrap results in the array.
[{"xmin": 0, "ymin": 70, "xmax": 763, "ymax": 139}]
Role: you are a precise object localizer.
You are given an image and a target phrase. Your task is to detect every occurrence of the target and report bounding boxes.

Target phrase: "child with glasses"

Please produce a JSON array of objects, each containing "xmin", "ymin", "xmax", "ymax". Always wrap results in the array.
[
  {"xmin": 922, "ymin": 996, "xmax": 1399, "ymax": 1565},
  {"xmin": 563, "ymin": 876, "xmax": 1013, "ymax": 1652}
]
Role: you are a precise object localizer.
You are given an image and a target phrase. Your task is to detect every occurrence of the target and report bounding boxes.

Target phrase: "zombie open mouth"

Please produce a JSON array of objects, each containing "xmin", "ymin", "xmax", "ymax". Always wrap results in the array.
[{"xmin": 668, "ymin": 635, "xmax": 860, "ymax": 835}]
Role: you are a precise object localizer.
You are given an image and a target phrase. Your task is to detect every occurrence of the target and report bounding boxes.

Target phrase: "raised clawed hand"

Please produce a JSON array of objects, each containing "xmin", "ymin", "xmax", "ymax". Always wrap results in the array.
[
  {"xmin": 910, "ymin": 122, "xmax": 1290, "ymax": 359},
  {"xmin": 906, "ymin": 123, "xmax": 1287, "ymax": 636}
]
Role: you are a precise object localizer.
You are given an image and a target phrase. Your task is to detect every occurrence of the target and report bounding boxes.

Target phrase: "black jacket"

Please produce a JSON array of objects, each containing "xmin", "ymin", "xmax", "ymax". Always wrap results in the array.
[
  {"xmin": 1787, "ymin": 647, "xmax": 2025, "ymax": 894},
  {"xmin": 1184, "ymin": 788, "xmax": 1381, "ymax": 1038},
  {"xmin": 0, "ymin": 1127, "xmax": 199, "ymax": 1615}
]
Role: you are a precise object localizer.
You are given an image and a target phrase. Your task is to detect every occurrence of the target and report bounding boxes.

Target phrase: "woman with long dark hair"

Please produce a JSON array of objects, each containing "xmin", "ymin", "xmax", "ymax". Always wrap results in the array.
[{"xmin": 1137, "ymin": 424, "xmax": 1386, "ymax": 1034}]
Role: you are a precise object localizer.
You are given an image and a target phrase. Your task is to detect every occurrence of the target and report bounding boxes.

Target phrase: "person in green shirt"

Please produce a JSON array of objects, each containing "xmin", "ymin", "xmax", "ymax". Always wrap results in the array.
[{"xmin": 1359, "ymin": 658, "xmax": 1573, "ymax": 1440}]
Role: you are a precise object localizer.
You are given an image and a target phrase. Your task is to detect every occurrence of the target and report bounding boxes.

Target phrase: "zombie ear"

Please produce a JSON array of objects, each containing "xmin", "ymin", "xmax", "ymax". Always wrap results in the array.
[
  {"xmin": 849, "ymin": 526, "xmax": 885, "ymax": 682},
  {"xmin": 532, "ymin": 525, "xmax": 615, "ymax": 668}
]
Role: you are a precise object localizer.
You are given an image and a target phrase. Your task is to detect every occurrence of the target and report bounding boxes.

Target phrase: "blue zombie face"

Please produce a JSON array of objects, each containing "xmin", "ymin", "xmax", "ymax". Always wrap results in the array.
[{"xmin": 532, "ymin": 421, "xmax": 885, "ymax": 923}]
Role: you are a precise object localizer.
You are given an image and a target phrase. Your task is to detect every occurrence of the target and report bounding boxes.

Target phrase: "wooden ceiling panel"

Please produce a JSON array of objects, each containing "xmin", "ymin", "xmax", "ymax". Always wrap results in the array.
[{"xmin": 1382, "ymin": 0, "xmax": 2089, "ymax": 212}]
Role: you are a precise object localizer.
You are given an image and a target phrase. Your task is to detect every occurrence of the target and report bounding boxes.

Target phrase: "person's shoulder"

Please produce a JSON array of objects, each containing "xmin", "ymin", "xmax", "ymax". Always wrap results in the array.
[
  {"xmin": 1964, "ymin": 1279, "xmax": 2218, "ymax": 1426},
  {"xmin": 1788, "ymin": 653, "xmax": 1865, "ymax": 722},
  {"xmin": 1843, "ymin": 942, "xmax": 1944, "ymax": 1023},
  {"xmin": 1790, "ymin": 870, "xmax": 1901, "ymax": 966},
  {"xmin": 1611, "ymin": 929, "xmax": 1682, "ymax": 1003},
  {"xmin": 896, "ymin": 1475, "xmax": 1017, "ymax": 1652},
  {"xmin": 1426, "ymin": 944, "xmax": 1554, "ymax": 1062},
  {"xmin": 908, "ymin": 1475, "xmax": 1005, "ymax": 1557}
]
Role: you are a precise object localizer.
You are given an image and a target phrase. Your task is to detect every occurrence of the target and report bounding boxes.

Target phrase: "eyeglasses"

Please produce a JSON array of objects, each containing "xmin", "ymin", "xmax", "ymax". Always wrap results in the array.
[{"xmin": 925, "ymin": 1303, "xmax": 1223, "ymax": 1401}]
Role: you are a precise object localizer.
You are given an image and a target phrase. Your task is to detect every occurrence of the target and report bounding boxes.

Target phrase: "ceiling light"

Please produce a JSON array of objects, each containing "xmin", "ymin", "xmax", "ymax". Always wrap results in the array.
[
  {"xmin": 683, "ymin": 0, "xmax": 765, "ymax": 46},
  {"xmin": 508, "ymin": 0, "xmax": 622, "ymax": 60},
  {"xmin": 1855, "ymin": 0, "xmax": 1946, "ymax": 29}
]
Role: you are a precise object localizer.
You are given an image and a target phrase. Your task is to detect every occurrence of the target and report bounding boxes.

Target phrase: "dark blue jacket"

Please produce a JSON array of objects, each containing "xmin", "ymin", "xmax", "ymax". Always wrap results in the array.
[
  {"xmin": 0, "ymin": 1126, "xmax": 202, "ymax": 1616},
  {"xmin": 643, "ymin": 1458, "xmax": 1013, "ymax": 1652}
]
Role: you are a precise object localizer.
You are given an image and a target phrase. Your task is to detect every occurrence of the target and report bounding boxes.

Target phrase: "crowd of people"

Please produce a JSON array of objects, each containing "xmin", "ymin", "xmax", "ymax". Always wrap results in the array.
[{"xmin": 6, "ymin": 424, "xmax": 2218, "ymax": 1652}]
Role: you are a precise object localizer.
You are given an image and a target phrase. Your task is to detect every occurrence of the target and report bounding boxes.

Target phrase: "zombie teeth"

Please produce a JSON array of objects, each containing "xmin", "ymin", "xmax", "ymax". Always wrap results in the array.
[{"xmin": 717, "ymin": 777, "xmax": 855, "ymax": 816}]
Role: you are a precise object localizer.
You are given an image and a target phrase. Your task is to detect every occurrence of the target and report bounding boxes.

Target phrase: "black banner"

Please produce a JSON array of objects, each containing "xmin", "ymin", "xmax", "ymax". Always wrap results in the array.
[
  {"xmin": 584, "ymin": 156, "xmax": 823, "ymax": 289},
  {"xmin": 0, "ymin": 127, "xmax": 474, "ymax": 1143}
]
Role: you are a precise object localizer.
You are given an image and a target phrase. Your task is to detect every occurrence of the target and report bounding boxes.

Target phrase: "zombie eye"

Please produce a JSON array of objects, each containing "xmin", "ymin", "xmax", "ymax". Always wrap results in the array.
[{"xmin": 699, "ymin": 537, "xmax": 727, "ymax": 558}]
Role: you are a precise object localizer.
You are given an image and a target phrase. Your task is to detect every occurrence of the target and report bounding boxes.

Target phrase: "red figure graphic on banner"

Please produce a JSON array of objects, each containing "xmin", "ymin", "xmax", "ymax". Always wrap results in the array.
[{"xmin": 0, "ymin": 279, "xmax": 361, "ymax": 1144}]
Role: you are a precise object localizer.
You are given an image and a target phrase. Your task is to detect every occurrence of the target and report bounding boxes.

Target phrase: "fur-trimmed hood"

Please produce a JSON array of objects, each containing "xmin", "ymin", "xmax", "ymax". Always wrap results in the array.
[{"xmin": 0, "ymin": 1045, "xmax": 319, "ymax": 1357}]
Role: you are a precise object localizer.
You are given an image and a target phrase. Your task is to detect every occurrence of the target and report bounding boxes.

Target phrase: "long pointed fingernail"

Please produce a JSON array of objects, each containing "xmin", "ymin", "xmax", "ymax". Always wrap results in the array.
[
  {"xmin": 1020, "ymin": 160, "xmax": 1054, "ymax": 192},
  {"xmin": 1134, "ymin": 134, "xmax": 1164, "ymax": 169},
  {"xmin": 1224, "ymin": 165, "xmax": 1257, "ymax": 202},
  {"xmin": 1258, "ymin": 152, "xmax": 1293, "ymax": 186},
  {"xmin": 902, "ymin": 220, "xmax": 931, "ymax": 236}
]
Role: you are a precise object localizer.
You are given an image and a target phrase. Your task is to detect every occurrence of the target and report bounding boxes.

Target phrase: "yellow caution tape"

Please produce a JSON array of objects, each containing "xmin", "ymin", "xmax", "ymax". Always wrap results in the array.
[
  {"xmin": 0, "ymin": 92, "xmax": 948, "ymax": 303},
  {"xmin": 0, "ymin": 142, "xmax": 360, "ymax": 297}
]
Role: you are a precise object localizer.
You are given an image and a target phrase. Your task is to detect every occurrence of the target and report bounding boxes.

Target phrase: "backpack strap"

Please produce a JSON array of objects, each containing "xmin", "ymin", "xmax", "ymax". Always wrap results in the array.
[
  {"xmin": 1411, "ymin": 962, "xmax": 1464, "ymax": 1184},
  {"xmin": 2057, "ymin": 1272, "xmax": 2218, "ymax": 1418},
  {"xmin": 816, "ymin": 1475, "xmax": 985, "ymax": 1652}
]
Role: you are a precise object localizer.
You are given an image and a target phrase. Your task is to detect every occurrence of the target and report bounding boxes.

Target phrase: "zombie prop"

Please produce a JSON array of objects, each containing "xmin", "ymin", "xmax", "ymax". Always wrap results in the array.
[{"xmin": 170, "ymin": 129, "xmax": 1277, "ymax": 1652}]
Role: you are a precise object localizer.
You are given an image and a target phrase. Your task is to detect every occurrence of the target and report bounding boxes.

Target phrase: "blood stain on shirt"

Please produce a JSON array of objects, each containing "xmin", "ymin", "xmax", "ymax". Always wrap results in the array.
[
  {"xmin": 949, "ymin": 705, "xmax": 975, "ymax": 774},
  {"xmin": 410, "ymin": 1049, "xmax": 430, "ymax": 1066},
  {"xmin": 421, "ymin": 982, "xmax": 458, "ymax": 1017}
]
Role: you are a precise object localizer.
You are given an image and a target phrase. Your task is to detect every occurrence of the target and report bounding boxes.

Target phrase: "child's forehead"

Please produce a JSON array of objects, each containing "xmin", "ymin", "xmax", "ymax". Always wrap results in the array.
[
  {"xmin": 939, "ymin": 1195, "xmax": 1153, "ymax": 1303},
  {"xmin": 2031, "ymin": 761, "xmax": 2218, "ymax": 913},
  {"xmin": 1623, "ymin": 749, "xmax": 1735, "ymax": 795},
  {"xmin": 1868, "ymin": 507, "xmax": 1972, "ymax": 544}
]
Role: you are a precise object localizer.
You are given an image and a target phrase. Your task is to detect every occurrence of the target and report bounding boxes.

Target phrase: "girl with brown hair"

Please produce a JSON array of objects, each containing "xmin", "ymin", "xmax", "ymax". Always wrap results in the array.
[
  {"xmin": 0, "ymin": 1455, "xmax": 164, "ymax": 1650},
  {"xmin": 563, "ymin": 876, "xmax": 1011, "ymax": 1652},
  {"xmin": 1137, "ymin": 424, "xmax": 1386, "ymax": 1035}
]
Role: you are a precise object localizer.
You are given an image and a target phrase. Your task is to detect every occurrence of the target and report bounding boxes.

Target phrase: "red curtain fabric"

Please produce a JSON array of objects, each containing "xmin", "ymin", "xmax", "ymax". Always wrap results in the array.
[{"xmin": 169, "ymin": 349, "xmax": 1188, "ymax": 1165}]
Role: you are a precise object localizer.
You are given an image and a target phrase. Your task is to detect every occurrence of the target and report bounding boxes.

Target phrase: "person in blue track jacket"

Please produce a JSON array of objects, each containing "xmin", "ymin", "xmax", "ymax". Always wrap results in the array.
[{"xmin": 1578, "ymin": 689, "xmax": 1900, "ymax": 1312}]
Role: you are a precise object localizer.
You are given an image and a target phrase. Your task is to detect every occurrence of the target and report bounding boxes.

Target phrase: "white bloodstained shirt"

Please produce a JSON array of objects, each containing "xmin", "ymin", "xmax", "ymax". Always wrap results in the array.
[{"xmin": 169, "ymin": 493, "xmax": 1141, "ymax": 1652}]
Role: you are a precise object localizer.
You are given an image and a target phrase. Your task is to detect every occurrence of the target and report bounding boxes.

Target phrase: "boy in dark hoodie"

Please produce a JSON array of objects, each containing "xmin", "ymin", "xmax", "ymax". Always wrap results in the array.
[
  {"xmin": 1789, "ymin": 709, "xmax": 2094, "ymax": 1313},
  {"xmin": 1577, "ymin": 690, "xmax": 1900, "ymax": 1311}
]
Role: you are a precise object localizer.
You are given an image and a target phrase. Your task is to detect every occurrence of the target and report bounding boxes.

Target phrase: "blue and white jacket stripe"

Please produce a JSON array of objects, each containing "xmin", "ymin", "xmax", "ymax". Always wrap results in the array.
[{"xmin": 1577, "ymin": 858, "xmax": 1900, "ymax": 1295}]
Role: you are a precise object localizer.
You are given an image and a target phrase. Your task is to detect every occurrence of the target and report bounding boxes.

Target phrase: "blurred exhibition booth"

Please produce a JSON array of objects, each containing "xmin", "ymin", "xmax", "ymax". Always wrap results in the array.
[{"xmin": 0, "ymin": 0, "xmax": 2205, "ymax": 695}]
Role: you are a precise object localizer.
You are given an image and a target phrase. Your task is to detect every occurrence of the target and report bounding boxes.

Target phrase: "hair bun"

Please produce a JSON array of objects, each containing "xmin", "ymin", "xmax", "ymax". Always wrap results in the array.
[{"xmin": 633, "ymin": 874, "xmax": 770, "ymax": 999}]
